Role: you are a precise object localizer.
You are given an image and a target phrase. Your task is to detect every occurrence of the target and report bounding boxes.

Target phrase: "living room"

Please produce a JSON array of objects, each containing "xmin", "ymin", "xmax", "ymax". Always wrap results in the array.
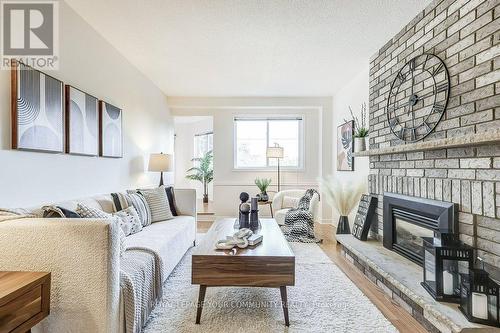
[{"xmin": 0, "ymin": 0, "xmax": 499, "ymax": 332}]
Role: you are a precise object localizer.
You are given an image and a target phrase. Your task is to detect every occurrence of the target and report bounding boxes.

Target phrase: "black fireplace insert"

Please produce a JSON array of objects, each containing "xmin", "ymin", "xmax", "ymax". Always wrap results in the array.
[{"xmin": 383, "ymin": 192, "xmax": 458, "ymax": 266}]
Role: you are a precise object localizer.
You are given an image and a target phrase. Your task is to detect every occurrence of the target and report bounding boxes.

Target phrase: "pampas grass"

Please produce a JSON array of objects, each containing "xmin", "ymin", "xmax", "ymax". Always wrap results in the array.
[{"xmin": 319, "ymin": 175, "xmax": 365, "ymax": 216}]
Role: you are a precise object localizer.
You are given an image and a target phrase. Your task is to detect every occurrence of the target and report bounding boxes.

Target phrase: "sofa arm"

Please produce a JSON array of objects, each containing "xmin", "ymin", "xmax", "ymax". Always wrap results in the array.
[
  {"xmin": 0, "ymin": 218, "xmax": 121, "ymax": 333},
  {"xmin": 174, "ymin": 188, "xmax": 197, "ymax": 217}
]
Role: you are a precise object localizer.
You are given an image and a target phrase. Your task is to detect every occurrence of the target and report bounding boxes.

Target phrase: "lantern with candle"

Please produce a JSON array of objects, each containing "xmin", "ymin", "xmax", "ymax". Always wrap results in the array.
[
  {"xmin": 421, "ymin": 233, "xmax": 474, "ymax": 303},
  {"xmin": 459, "ymin": 259, "xmax": 500, "ymax": 327}
]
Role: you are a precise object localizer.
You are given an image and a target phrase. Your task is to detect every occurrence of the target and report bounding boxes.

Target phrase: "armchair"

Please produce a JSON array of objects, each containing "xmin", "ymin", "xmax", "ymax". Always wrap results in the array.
[{"xmin": 272, "ymin": 189, "xmax": 320, "ymax": 225}]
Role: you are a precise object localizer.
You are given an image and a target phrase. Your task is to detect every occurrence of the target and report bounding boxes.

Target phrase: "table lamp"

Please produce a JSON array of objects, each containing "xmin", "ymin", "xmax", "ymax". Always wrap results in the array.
[
  {"xmin": 148, "ymin": 152, "xmax": 172, "ymax": 186},
  {"xmin": 266, "ymin": 144, "xmax": 284, "ymax": 192}
]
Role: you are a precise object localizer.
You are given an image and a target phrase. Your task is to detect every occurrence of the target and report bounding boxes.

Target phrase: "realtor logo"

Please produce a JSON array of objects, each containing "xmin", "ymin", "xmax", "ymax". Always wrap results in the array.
[{"xmin": 1, "ymin": 0, "xmax": 59, "ymax": 69}]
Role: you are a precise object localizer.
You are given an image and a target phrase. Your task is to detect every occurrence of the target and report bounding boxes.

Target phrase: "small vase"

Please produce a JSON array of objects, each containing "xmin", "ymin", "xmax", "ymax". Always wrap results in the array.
[
  {"xmin": 260, "ymin": 192, "xmax": 269, "ymax": 202},
  {"xmin": 354, "ymin": 137, "xmax": 367, "ymax": 152},
  {"xmin": 336, "ymin": 215, "xmax": 351, "ymax": 234},
  {"xmin": 203, "ymin": 194, "xmax": 209, "ymax": 204}
]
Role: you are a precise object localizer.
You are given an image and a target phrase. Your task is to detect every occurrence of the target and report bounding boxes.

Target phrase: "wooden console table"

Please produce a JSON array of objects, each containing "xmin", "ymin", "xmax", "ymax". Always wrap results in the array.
[{"xmin": 0, "ymin": 272, "xmax": 51, "ymax": 333}]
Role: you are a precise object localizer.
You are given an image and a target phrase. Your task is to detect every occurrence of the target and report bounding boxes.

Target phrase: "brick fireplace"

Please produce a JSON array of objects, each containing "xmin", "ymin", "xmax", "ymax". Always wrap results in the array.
[{"xmin": 366, "ymin": 0, "xmax": 500, "ymax": 277}]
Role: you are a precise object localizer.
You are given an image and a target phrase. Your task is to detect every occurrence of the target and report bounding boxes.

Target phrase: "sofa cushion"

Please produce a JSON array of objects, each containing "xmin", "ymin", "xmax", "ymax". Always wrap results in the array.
[
  {"xmin": 111, "ymin": 192, "xmax": 152, "ymax": 227},
  {"xmin": 282, "ymin": 196, "xmax": 299, "ymax": 209},
  {"xmin": 165, "ymin": 186, "xmax": 178, "ymax": 216},
  {"xmin": 76, "ymin": 203, "xmax": 110, "ymax": 218},
  {"xmin": 114, "ymin": 206, "xmax": 143, "ymax": 236},
  {"xmin": 275, "ymin": 208, "xmax": 289, "ymax": 226},
  {"xmin": 42, "ymin": 205, "xmax": 80, "ymax": 218},
  {"xmin": 124, "ymin": 215, "xmax": 195, "ymax": 280},
  {"xmin": 136, "ymin": 186, "xmax": 173, "ymax": 223}
]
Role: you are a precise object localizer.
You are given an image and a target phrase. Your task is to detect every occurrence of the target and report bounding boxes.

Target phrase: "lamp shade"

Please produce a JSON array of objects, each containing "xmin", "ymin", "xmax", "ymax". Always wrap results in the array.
[
  {"xmin": 266, "ymin": 146, "xmax": 284, "ymax": 159},
  {"xmin": 148, "ymin": 153, "xmax": 172, "ymax": 172}
]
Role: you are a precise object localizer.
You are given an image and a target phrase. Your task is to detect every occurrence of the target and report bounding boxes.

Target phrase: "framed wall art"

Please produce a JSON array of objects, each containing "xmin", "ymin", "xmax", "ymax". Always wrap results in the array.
[
  {"xmin": 66, "ymin": 86, "xmax": 99, "ymax": 156},
  {"xmin": 11, "ymin": 61, "xmax": 64, "ymax": 153},
  {"xmin": 337, "ymin": 120, "xmax": 354, "ymax": 171},
  {"xmin": 99, "ymin": 101, "xmax": 123, "ymax": 158}
]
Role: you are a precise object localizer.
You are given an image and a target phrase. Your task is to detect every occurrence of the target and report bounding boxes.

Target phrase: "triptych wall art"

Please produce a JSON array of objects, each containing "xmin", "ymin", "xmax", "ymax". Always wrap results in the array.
[
  {"xmin": 337, "ymin": 120, "xmax": 354, "ymax": 171},
  {"xmin": 11, "ymin": 60, "xmax": 123, "ymax": 158}
]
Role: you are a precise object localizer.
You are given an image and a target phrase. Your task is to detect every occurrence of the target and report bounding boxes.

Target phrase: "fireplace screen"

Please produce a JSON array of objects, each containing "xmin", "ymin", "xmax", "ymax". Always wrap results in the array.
[{"xmin": 395, "ymin": 218, "xmax": 434, "ymax": 261}]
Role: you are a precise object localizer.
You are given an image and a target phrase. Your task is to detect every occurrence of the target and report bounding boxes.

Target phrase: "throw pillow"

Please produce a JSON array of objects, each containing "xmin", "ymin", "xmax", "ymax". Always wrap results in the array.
[
  {"xmin": 282, "ymin": 196, "xmax": 300, "ymax": 209},
  {"xmin": 76, "ymin": 203, "xmax": 110, "ymax": 219},
  {"xmin": 111, "ymin": 192, "xmax": 152, "ymax": 227},
  {"xmin": 42, "ymin": 205, "xmax": 81, "ymax": 218},
  {"xmin": 165, "ymin": 186, "xmax": 178, "ymax": 216},
  {"xmin": 137, "ymin": 186, "xmax": 173, "ymax": 223},
  {"xmin": 114, "ymin": 206, "xmax": 142, "ymax": 236}
]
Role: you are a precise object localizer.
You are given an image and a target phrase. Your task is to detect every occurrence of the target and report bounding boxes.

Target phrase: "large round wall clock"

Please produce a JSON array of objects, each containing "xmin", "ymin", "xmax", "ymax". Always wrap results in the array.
[{"xmin": 386, "ymin": 53, "xmax": 450, "ymax": 142}]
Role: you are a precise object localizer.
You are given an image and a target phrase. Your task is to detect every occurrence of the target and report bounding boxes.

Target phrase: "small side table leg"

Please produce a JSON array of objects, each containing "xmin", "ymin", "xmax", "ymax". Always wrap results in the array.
[
  {"xmin": 195, "ymin": 285, "xmax": 207, "ymax": 324},
  {"xmin": 280, "ymin": 286, "xmax": 290, "ymax": 326},
  {"xmin": 270, "ymin": 203, "xmax": 274, "ymax": 218}
]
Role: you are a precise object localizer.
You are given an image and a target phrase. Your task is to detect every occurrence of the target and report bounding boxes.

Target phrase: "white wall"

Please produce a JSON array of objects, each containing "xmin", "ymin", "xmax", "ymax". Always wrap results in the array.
[
  {"xmin": 174, "ymin": 117, "xmax": 213, "ymax": 199},
  {"xmin": 0, "ymin": 2, "xmax": 173, "ymax": 208},
  {"xmin": 332, "ymin": 65, "xmax": 370, "ymax": 223},
  {"xmin": 168, "ymin": 97, "xmax": 333, "ymax": 221}
]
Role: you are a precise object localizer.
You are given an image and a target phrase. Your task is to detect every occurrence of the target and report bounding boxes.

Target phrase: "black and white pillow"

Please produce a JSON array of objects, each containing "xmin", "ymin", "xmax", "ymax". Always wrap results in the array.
[
  {"xmin": 42, "ymin": 205, "xmax": 81, "ymax": 218},
  {"xmin": 111, "ymin": 192, "xmax": 152, "ymax": 227},
  {"xmin": 76, "ymin": 203, "xmax": 110, "ymax": 219},
  {"xmin": 114, "ymin": 206, "xmax": 142, "ymax": 236},
  {"xmin": 137, "ymin": 186, "xmax": 173, "ymax": 223}
]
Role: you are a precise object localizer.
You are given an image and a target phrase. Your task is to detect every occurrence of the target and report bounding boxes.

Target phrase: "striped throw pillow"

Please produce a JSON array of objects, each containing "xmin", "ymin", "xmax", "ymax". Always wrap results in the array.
[
  {"xmin": 111, "ymin": 192, "xmax": 152, "ymax": 227},
  {"xmin": 137, "ymin": 186, "xmax": 173, "ymax": 223}
]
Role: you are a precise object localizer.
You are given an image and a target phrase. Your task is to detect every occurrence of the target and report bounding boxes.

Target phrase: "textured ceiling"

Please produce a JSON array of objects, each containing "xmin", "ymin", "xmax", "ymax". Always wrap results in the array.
[{"xmin": 65, "ymin": 0, "xmax": 432, "ymax": 96}]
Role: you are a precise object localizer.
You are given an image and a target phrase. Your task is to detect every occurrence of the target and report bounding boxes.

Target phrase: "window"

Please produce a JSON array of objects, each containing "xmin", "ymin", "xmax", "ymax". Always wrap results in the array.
[
  {"xmin": 194, "ymin": 132, "xmax": 213, "ymax": 158},
  {"xmin": 234, "ymin": 116, "xmax": 303, "ymax": 169}
]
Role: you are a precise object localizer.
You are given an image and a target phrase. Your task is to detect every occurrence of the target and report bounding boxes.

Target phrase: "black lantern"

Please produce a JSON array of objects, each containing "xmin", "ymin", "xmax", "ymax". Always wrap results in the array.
[
  {"xmin": 421, "ymin": 234, "xmax": 473, "ymax": 303},
  {"xmin": 459, "ymin": 263, "xmax": 500, "ymax": 327}
]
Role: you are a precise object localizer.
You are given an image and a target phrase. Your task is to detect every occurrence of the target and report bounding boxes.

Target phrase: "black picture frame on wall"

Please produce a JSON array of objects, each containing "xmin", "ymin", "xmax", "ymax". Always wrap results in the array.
[
  {"xmin": 337, "ymin": 120, "xmax": 354, "ymax": 171},
  {"xmin": 11, "ymin": 60, "xmax": 65, "ymax": 153}
]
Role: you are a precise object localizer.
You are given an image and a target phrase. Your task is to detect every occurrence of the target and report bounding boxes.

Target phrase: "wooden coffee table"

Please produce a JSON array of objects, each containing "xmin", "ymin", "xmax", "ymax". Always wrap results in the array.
[{"xmin": 192, "ymin": 218, "xmax": 295, "ymax": 326}]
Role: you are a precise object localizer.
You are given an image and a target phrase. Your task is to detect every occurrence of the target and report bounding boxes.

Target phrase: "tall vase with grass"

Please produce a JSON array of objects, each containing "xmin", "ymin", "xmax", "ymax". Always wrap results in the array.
[
  {"xmin": 320, "ymin": 175, "xmax": 364, "ymax": 234},
  {"xmin": 186, "ymin": 150, "xmax": 213, "ymax": 203},
  {"xmin": 347, "ymin": 103, "xmax": 369, "ymax": 152},
  {"xmin": 255, "ymin": 178, "xmax": 271, "ymax": 201}
]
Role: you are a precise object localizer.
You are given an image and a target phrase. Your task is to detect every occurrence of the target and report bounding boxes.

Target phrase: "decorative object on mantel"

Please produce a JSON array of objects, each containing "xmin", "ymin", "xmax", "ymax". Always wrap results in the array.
[
  {"xmin": 337, "ymin": 120, "xmax": 354, "ymax": 171},
  {"xmin": 346, "ymin": 103, "xmax": 368, "ymax": 153},
  {"xmin": 352, "ymin": 195, "xmax": 377, "ymax": 241},
  {"xmin": 99, "ymin": 100, "xmax": 123, "ymax": 158},
  {"xmin": 11, "ymin": 60, "xmax": 64, "ymax": 153},
  {"xmin": 148, "ymin": 152, "xmax": 173, "ymax": 186},
  {"xmin": 320, "ymin": 176, "xmax": 364, "ymax": 235},
  {"xmin": 65, "ymin": 85, "xmax": 99, "ymax": 156},
  {"xmin": 266, "ymin": 143, "xmax": 284, "ymax": 191},
  {"xmin": 459, "ymin": 258, "xmax": 500, "ymax": 327},
  {"xmin": 386, "ymin": 53, "xmax": 450, "ymax": 143},
  {"xmin": 186, "ymin": 150, "xmax": 213, "ymax": 203},
  {"xmin": 421, "ymin": 233, "xmax": 473, "ymax": 303},
  {"xmin": 255, "ymin": 178, "xmax": 271, "ymax": 202},
  {"xmin": 215, "ymin": 228, "xmax": 262, "ymax": 249}
]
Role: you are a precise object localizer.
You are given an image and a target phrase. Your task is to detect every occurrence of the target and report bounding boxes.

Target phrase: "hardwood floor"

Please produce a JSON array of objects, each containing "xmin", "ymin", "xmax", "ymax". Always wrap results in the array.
[{"xmin": 196, "ymin": 220, "xmax": 428, "ymax": 333}]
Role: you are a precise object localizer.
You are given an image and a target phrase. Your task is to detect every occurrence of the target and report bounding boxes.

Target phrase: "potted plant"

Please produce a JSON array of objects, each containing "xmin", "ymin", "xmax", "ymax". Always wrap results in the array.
[
  {"xmin": 255, "ymin": 178, "xmax": 271, "ymax": 202},
  {"xmin": 319, "ymin": 175, "xmax": 364, "ymax": 234},
  {"xmin": 347, "ymin": 103, "xmax": 369, "ymax": 152},
  {"xmin": 186, "ymin": 150, "xmax": 213, "ymax": 203}
]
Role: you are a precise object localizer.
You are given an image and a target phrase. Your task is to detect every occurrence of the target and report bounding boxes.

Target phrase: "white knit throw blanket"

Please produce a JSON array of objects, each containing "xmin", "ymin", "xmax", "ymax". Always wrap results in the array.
[{"xmin": 120, "ymin": 247, "xmax": 164, "ymax": 333}]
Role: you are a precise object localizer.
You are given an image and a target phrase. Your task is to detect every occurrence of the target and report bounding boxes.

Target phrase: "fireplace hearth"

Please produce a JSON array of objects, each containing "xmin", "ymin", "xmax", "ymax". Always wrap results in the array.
[{"xmin": 383, "ymin": 192, "xmax": 458, "ymax": 266}]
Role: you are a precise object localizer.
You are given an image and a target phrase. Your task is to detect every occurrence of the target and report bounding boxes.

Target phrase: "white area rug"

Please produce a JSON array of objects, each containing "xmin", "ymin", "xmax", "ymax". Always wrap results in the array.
[{"xmin": 144, "ymin": 240, "xmax": 398, "ymax": 333}]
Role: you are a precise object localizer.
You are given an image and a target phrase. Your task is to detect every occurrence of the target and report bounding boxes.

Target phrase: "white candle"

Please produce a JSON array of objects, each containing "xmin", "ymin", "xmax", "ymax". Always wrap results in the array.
[
  {"xmin": 442, "ymin": 270, "xmax": 454, "ymax": 295},
  {"xmin": 472, "ymin": 292, "xmax": 488, "ymax": 320}
]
